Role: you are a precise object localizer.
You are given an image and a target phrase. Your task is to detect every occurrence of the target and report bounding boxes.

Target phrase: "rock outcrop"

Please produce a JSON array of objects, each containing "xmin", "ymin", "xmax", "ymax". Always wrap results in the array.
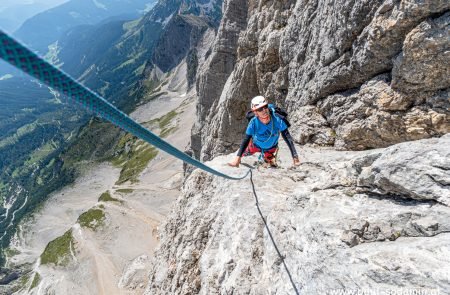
[
  {"xmin": 152, "ymin": 14, "xmax": 210, "ymax": 73},
  {"xmin": 191, "ymin": 0, "xmax": 251, "ymax": 160},
  {"xmin": 357, "ymin": 135, "xmax": 450, "ymax": 206},
  {"xmin": 146, "ymin": 135, "xmax": 450, "ymax": 294},
  {"xmin": 192, "ymin": 0, "xmax": 450, "ymax": 159}
]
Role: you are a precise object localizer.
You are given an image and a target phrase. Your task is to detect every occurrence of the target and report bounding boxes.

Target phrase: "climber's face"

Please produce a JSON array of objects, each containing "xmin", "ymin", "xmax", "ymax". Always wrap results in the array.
[{"xmin": 254, "ymin": 105, "xmax": 270, "ymax": 123}]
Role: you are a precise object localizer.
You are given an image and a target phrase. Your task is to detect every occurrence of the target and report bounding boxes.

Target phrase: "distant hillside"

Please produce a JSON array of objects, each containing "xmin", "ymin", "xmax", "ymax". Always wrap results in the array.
[
  {"xmin": 14, "ymin": 0, "xmax": 158, "ymax": 54},
  {"xmin": 57, "ymin": 0, "xmax": 222, "ymax": 109},
  {"xmin": 0, "ymin": 2, "xmax": 48, "ymax": 33},
  {"xmin": 56, "ymin": 20, "xmax": 127, "ymax": 78}
]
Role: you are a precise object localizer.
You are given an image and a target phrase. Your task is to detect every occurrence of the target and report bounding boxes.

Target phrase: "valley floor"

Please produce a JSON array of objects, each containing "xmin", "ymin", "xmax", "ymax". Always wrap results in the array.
[{"xmin": 6, "ymin": 62, "xmax": 195, "ymax": 295}]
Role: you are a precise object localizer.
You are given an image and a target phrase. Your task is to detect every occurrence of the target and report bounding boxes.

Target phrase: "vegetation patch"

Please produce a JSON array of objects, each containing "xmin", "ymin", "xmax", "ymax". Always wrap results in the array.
[
  {"xmin": 158, "ymin": 110, "xmax": 178, "ymax": 129},
  {"xmin": 98, "ymin": 191, "xmax": 122, "ymax": 203},
  {"xmin": 160, "ymin": 126, "xmax": 178, "ymax": 138},
  {"xmin": 133, "ymin": 63, "xmax": 146, "ymax": 76},
  {"xmin": 159, "ymin": 110, "xmax": 179, "ymax": 138},
  {"xmin": 24, "ymin": 141, "xmax": 58, "ymax": 167},
  {"xmin": 0, "ymin": 122, "xmax": 39, "ymax": 149},
  {"xmin": 11, "ymin": 272, "xmax": 32, "ymax": 294},
  {"xmin": 111, "ymin": 132, "xmax": 159, "ymax": 184},
  {"xmin": 29, "ymin": 272, "xmax": 41, "ymax": 291},
  {"xmin": 4, "ymin": 247, "xmax": 20, "ymax": 259},
  {"xmin": 114, "ymin": 54, "xmax": 141, "ymax": 72},
  {"xmin": 143, "ymin": 78, "xmax": 160, "ymax": 92},
  {"xmin": 77, "ymin": 208, "xmax": 105, "ymax": 230},
  {"xmin": 141, "ymin": 91, "xmax": 167, "ymax": 104},
  {"xmin": 122, "ymin": 18, "xmax": 140, "ymax": 33},
  {"xmin": 110, "ymin": 109, "xmax": 182, "ymax": 184},
  {"xmin": 116, "ymin": 144, "xmax": 158, "ymax": 184},
  {"xmin": 40, "ymin": 229, "xmax": 74, "ymax": 266},
  {"xmin": 110, "ymin": 133, "xmax": 135, "ymax": 167},
  {"xmin": 62, "ymin": 118, "xmax": 122, "ymax": 168},
  {"xmin": 144, "ymin": 110, "xmax": 179, "ymax": 138},
  {"xmin": 116, "ymin": 188, "xmax": 133, "ymax": 194}
]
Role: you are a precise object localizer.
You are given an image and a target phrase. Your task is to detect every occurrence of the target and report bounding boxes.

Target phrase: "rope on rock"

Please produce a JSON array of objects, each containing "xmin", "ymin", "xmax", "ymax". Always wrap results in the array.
[
  {"xmin": 0, "ymin": 30, "xmax": 249, "ymax": 180},
  {"xmin": 249, "ymin": 169, "xmax": 301, "ymax": 294}
]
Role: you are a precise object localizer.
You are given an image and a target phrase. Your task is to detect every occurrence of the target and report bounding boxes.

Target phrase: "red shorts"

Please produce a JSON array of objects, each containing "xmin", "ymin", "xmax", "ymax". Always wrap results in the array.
[{"xmin": 243, "ymin": 140, "xmax": 278, "ymax": 161}]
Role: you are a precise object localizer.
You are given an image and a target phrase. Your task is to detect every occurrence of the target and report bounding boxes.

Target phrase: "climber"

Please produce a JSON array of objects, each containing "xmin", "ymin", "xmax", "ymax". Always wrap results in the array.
[{"xmin": 228, "ymin": 96, "xmax": 300, "ymax": 168}]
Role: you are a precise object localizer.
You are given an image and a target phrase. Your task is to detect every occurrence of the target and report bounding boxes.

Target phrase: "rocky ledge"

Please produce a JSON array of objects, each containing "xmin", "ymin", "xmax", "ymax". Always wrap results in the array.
[{"xmin": 145, "ymin": 134, "xmax": 450, "ymax": 294}]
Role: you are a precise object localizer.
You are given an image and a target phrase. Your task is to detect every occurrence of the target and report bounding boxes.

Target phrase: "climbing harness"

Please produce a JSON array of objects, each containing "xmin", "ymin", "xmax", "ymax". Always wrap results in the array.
[
  {"xmin": 0, "ymin": 30, "xmax": 300, "ymax": 293},
  {"xmin": 257, "ymin": 146, "xmax": 279, "ymax": 168},
  {"xmin": 0, "ymin": 30, "xmax": 248, "ymax": 180}
]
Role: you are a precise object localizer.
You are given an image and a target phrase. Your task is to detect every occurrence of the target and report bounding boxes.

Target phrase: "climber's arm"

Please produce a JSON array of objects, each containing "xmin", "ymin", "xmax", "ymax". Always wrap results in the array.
[
  {"xmin": 281, "ymin": 129, "xmax": 300, "ymax": 166},
  {"xmin": 228, "ymin": 134, "xmax": 252, "ymax": 167}
]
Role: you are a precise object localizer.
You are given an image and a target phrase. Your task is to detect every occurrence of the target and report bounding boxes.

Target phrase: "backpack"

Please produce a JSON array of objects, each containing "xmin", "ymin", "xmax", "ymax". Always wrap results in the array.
[{"xmin": 245, "ymin": 104, "xmax": 291, "ymax": 128}]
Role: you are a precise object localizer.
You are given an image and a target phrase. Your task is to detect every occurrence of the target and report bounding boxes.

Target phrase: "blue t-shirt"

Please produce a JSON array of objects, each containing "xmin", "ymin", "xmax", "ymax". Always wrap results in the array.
[{"xmin": 246, "ymin": 109, "xmax": 287, "ymax": 149}]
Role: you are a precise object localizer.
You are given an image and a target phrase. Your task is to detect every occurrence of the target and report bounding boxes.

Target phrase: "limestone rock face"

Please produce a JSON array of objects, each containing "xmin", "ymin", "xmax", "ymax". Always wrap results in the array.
[
  {"xmin": 192, "ymin": 0, "xmax": 251, "ymax": 160},
  {"xmin": 144, "ymin": 1, "xmax": 450, "ymax": 293},
  {"xmin": 152, "ymin": 14, "xmax": 210, "ymax": 73},
  {"xmin": 392, "ymin": 12, "xmax": 450, "ymax": 94},
  {"xmin": 357, "ymin": 134, "xmax": 450, "ymax": 206},
  {"xmin": 192, "ymin": 0, "xmax": 450, "ymax": 158},
  {"xmin": 192, "ymin": 0, "xmax": 297, "ymax": 160},
  {"xmin": 146, "ymin": 136, "xmax": 450, "ymax": 294},
  {"xmin": 318, "ymin": 74, "xmax": 450, "ymax": 149}
]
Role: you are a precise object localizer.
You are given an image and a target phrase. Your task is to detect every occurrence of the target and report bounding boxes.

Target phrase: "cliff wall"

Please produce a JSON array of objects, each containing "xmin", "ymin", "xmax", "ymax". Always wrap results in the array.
[
  {"xmin": 192, "ymin": 0, "xmax": 449, "ymax": 159},
  {"xmin": 144, "ymin": 0, "xmax": 450, "ymax": 293}
]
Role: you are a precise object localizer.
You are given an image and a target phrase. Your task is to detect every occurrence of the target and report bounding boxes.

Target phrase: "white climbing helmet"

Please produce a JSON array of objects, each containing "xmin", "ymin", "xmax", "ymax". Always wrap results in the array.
[{"xmin": 251, "ymin": 95, "xmax": 268, "ymax": 110}]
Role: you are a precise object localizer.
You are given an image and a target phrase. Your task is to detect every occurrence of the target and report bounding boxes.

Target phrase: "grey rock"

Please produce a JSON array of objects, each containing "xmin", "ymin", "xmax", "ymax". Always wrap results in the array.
[
  {"xmin": 193, "ymin": 0, "xmax": 295, "ymax": 160},
  {"xmin": 341, "ymin": 230, "xmax": 359, "ymax": 247},
  {"xmin": 286, "ymin": 0, "xmax": 450, "ymax": 148},
  {"xmin": 357, "ymin": 134, "xmax": 450, "ymax": 206},
  {"xmin": 192, "ymin": 0, "xmax": 249, "ymax": 160},
  {"xmin": 193, "ymin": 0, "xmax": 450, "ymax": 156},
  {"xmin": 318, "ymin": 74, "xmax": 450, "ymax": 150},
  {"xmin": 152, "ymin": 14, "xmax": 210, "ymax": 73},
  {"xmin": 146, "ymin": 137, "xmax": 450, "ymax": 294},
  {"xmin": 392, "ymin": 12, "xmax": 450, "ymax": 94},
  {"xmin": 289, "ymin": 105, "xmax": 335, "ymax": 146}
]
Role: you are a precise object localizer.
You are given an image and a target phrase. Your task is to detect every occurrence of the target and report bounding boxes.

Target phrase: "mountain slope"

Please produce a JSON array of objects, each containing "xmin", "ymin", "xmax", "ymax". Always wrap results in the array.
[
  {"xmin": 65, "ymin": 0, "xmax": 223, "ymax": 109},
  {"xmin": 144, "ymin": 0, "xmax": 450, "ymax": 293},
  {"xmin": 7, "ymin": 58, "xmax": 198, "ymax": 295},
  {"xmin": 0, "ymin": 3, "xmax": 48, "ymax": 33},
  {"xmin": 14, "ymin": 0, "xmax": 158, "ymax": 53},
  {"xmin": 56, "ymin": 20, "xmax": 128, "ymax": 78}
]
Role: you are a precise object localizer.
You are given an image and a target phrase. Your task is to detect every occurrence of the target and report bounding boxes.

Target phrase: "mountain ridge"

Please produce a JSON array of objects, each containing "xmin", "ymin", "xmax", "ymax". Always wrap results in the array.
[{"xmin": 14, "ymin": 0, "xmax": 158, "ymax": 54}]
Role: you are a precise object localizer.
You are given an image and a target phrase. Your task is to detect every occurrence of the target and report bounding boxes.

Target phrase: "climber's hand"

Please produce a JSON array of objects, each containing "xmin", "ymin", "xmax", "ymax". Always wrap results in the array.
[{"xmin": 228, "ymin": 156, "xmax": 241, "ymax": 168}]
